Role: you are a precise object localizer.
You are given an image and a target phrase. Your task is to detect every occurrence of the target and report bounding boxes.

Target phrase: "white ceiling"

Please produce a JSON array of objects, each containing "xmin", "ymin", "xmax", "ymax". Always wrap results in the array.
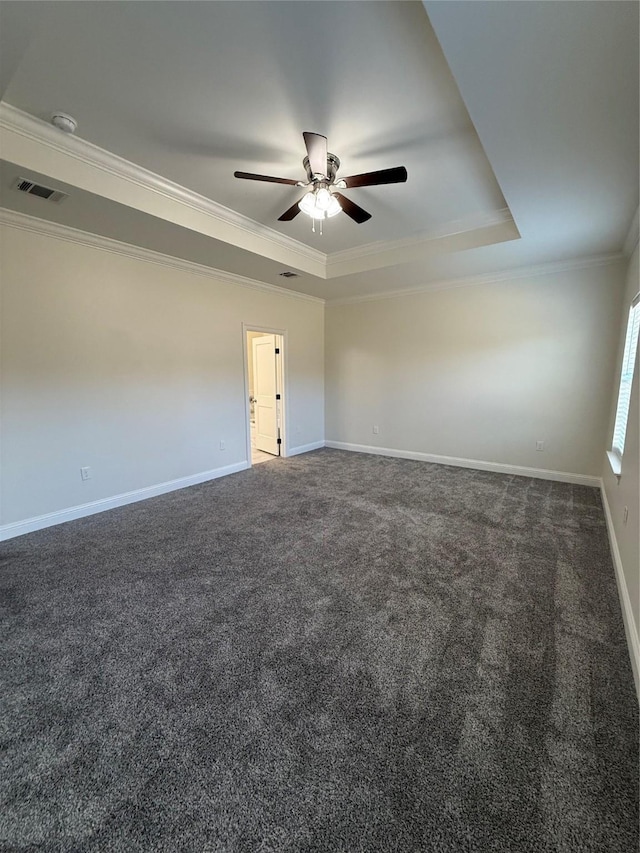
[{"xmin": 0, "ymin": 1, "xmax": 638, "ymax": 301}]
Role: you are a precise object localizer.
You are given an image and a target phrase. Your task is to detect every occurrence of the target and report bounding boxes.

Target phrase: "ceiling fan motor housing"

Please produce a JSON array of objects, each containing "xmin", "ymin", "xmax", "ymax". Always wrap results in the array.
[{"xmin": 303, "ymin": 152, "xmax": 340, "ymax": 185}]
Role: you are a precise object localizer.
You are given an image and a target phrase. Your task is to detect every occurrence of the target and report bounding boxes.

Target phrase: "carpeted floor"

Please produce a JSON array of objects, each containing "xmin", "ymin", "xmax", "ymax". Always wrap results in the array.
[{"xmin": 1, "ymin": 449, "xmax": 638, "ymax": 852}]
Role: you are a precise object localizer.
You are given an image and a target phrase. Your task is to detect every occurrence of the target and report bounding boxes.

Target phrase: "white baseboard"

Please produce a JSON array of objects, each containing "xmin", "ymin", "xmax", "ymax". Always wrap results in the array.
[
  {"xmin": 0, "ymin": 461, "xmax": 250, "ymax": 541},
  {"xmin": 286, "ymin": 440, "xmax": 325, "ymax": 457},
  {"xmin": 600, "ymin": 484, "xmax": 640, "ymax": 701},
  {"xmin": 324, "ymin": 441, "xmax": 601, "ymax": 487}
]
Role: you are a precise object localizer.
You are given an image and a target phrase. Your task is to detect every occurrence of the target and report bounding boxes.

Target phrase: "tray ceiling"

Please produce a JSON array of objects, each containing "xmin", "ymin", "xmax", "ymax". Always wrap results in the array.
[{"xmin": 0, "ymin": 1, "xmax": 637, "ymax": 299}]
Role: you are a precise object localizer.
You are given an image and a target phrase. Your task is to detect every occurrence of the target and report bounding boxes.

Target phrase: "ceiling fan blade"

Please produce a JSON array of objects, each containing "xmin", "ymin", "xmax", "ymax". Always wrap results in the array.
[
  {"xmin": 234, "ymin": 171, "xmax": 299, "ymax": 186},
  {"xmin": 303, "ymin": 132, "xmax": 328, "ymax": 177},
  {"xmin": 278, "ymin": 200, "xmax": 302, "ymax": 221},
  {"xmin": 333, "ymin": 192, "xmax": 372, "ymax": 224},
  {"xmin": 340, "ymin": 166, "xmax": 408, "ymax": 189}
]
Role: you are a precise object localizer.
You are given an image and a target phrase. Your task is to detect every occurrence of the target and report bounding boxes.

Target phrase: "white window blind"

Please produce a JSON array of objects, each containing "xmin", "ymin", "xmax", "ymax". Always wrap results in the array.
[{"xmin": 611, "ymin": 292, "xmax": 640, "ymax": 459}]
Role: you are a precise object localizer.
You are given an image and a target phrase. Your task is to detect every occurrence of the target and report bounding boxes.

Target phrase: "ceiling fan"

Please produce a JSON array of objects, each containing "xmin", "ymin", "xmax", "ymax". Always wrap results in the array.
[{"xmin": 234, "ymin": 132, "xmax": 407, "ymax": 227}]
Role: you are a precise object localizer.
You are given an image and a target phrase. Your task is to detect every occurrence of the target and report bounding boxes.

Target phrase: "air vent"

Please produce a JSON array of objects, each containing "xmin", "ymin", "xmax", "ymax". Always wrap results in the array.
[
  {"xmin": 13, "ymin": 177, "xmax": 67, "ymax": 203},
  {"xmin": 279, "ymin": 271, "xmax": 299, "ymax": 278}
]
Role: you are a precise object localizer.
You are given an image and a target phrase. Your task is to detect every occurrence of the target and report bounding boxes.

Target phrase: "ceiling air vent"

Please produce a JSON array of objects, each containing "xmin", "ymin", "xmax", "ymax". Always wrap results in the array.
[
  {"xmin": 13, "ymin": 177, "xmax": 67, "ymax": 203},
  {"xmin": 279, "ymin": 271, "xmax": 299, "ymax": 278}
]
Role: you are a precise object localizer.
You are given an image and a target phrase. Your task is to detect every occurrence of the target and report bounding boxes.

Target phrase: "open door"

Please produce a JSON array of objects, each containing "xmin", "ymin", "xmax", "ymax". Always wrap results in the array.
[{"xmin": 252, "ymin": 334, "xmax": 280, "ymax": 456}]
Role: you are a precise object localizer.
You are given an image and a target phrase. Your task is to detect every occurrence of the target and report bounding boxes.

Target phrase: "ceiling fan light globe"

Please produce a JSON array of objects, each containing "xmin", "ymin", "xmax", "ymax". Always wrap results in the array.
[
  {"xmin": 315, "ymin": 187, "xmax": 331, "ymax": 211},
  {"xmin": 326, "ymin": 195, "xmax": 342, "ymax": 217},
  {"xmin": 298, "ymin": 192, "xmax": 317, "ymax": 216}
]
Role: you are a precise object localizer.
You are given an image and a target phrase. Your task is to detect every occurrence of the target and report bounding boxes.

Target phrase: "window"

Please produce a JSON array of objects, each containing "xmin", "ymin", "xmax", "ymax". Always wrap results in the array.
[{"xmin": 609, "ymin": 292, "xmax": 640, "ymax": 475}]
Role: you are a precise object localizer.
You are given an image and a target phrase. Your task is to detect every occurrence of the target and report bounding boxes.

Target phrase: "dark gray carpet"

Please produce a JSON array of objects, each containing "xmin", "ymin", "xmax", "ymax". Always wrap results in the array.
[{"xmin": 1, "ymin": 449, "xmax": 638, "ymax": 852}]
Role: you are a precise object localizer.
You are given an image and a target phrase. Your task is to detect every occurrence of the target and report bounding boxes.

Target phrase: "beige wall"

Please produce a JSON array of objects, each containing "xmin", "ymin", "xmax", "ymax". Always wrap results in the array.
[
  {"xmin": 602, "ymin": 243, "xmax": 639, "ymax": 690},
  {"xmin": 0, "ymin": 224, "xmax": 324, "ymax": 527},
  {"xmin": 325, "ymin": 261, "xmax": 626, "ymax": 477}
]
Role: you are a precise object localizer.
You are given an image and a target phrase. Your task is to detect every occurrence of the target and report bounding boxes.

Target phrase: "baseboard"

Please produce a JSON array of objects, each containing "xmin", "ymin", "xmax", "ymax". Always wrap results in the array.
[
  {"xmin": 324, "ymin": 441, "xmax": 601, "ymax": 487},
  {"xmin": 600, "ymin": 484, "xmax": 640, "ymax": 701},
  {"xmin": 0, "ymin": 461, "xmax": 250, "ymax": 541},
  {"xmin": 286, "ymin": 440, "xmax": 325, "ymax": 457}
]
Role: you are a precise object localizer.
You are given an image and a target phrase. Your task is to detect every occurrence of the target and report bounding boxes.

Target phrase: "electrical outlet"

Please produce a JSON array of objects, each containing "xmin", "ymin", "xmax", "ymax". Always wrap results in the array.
[
  {"xmin": 623, "ymin": 506, "xmax": 628, "ymax": 525},
  {"xmin": 372, "ymin": 425, "xmax": 379, "ymax": 435},
  {"xmin": 219, "ymin": 440, "xmax": 226, "ymax": 451},
  {"xmin": 535, "ymin": 441, "xmax": 544, "ymax": 451},
  {"xmin": 80, "ymin": 466, "xmax": 91, "ymax": 481}
]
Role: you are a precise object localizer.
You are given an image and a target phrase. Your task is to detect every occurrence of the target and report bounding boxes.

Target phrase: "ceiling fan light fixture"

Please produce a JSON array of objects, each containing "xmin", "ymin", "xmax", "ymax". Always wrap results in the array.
[{"xmin": 298, "ymin": 189, "xmax": 342, "ymax": 219}]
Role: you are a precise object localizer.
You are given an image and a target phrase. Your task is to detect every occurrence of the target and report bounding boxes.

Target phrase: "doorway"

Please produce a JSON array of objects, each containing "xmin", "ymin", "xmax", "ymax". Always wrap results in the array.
[{"xmin": 244, "ymin": 327, "xmax": 285, "ymax": 466}]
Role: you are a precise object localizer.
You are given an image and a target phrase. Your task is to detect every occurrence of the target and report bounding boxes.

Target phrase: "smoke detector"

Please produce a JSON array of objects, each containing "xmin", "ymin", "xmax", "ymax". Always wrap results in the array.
[{"xmin": 51, "ymin": 112, "xmax": 77, "ymax": 134}]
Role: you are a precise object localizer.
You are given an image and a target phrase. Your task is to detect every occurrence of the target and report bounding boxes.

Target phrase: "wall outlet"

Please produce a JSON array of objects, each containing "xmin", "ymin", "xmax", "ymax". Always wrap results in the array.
[
  {"xmin": 219, "ymin": 440, "xmax": 226, "ymax": 451},
  {"xmin": 623, "ymin": 506, "xmax": 628, "ymax": 525},
  {"xmin": 535, "ymin": 440, "xmax": 544, "ymax": 451},
  {"xmin": 80, "ymin": 466, "xmax": 92, "ymax": 481},
  {"xmin": 372, "ymin": 425, "xmax": 379, "ymax": 435}
]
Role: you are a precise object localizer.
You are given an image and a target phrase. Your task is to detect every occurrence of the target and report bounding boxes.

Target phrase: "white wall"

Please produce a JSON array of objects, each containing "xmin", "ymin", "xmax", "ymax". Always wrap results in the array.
[
  {"xmin": 0, "ymin": 223, "xmax": 324, "ymax": 529},
  {"xmin": 325, "ymin": 261, "xmax": 626, "ymax": 479},
  {"xmin": 602, "ymin": 243, "xmax": 639, "ymax": 693}
]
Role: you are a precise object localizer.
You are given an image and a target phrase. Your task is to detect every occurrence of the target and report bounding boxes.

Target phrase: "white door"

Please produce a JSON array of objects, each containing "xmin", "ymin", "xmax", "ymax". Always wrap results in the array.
[{"xmin": 252, "ymin": 334, "xmax": 279, "ymax": 455}]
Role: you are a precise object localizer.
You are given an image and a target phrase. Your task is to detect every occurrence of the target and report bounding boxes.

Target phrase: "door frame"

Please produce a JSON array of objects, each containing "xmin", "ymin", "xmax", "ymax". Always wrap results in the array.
[{"xmin": 242, "ymin": 323, "xmax": 288, "ymax": 464}]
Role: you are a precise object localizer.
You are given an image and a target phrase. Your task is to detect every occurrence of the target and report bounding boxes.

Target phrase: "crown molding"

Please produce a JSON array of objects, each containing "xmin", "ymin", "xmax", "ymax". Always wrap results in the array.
[
  {"xmin": 327, "ymin": 209, "xmax": 515, "ymax": 267},
  {"xmin": 326, "ymin": 252, "xmax": 625, "ymax": 305},
  {"xmin": 0, "ymin": 208, "xmax": 325, "ymax": 305},
  {"xmin": 623, "ymin": 205, "xmax": 639, "ymax": 257},
  {"xmin": 4, "ymin": 104, "xmax": 621, "ymax": 289},
  {"xmin": 2, "ymin": 207, "xmax": 622, "ymax": 309},
  {"xmin": 0, "ymin": 104, "xmax": 521, "ymax": 280},
  {"xmin": 325, "ymin": 210, "xmax": 520, "ymax": 279},
  {"xmin": 0, "ymin": 102, "xmax": 327, "ymax": 273},
  {"xmin": 1, "ymin": 209, "xmax": 624, "ymax": 310}
]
